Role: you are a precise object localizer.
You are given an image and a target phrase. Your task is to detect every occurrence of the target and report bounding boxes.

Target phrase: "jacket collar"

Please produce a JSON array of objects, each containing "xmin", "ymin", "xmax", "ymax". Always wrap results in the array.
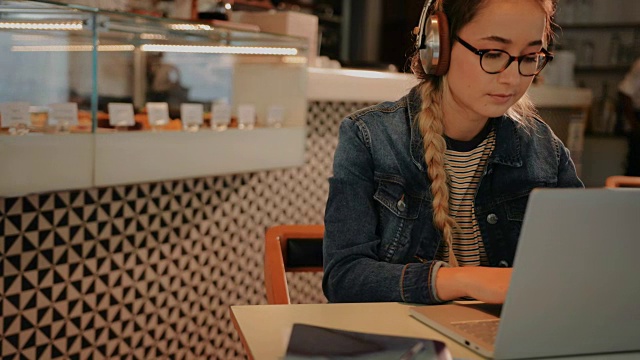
[{"xmin": 406, "ymin": 85, "xmax": 523, "ymax": 172}]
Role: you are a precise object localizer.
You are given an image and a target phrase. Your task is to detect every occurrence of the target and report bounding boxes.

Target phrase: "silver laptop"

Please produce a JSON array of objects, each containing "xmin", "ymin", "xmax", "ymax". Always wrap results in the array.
[{"xmin": 410, "ymin": 188, "xmax": 640, "ymax": 359}]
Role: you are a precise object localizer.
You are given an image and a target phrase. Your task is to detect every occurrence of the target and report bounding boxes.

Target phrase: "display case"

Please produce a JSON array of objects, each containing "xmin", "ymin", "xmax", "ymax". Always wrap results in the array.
[{"xmin": 0, "ymin": 0, "xmax": 309, "ymax": 196}]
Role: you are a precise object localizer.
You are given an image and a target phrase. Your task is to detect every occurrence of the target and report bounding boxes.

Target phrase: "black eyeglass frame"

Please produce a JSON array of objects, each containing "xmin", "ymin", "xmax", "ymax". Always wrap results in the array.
[{"xmin": 455, "ymin": 36, "xmax": 554, "ymax": 76}]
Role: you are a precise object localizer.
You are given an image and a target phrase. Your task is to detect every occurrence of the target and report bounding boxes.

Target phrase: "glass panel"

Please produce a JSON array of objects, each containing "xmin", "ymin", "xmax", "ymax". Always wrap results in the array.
[
  {"xmin": 0, "ymin": 0, "xmax": 309, "ymax": 134},
  {"xmin": 0, "ymin": 0, "xmax": 95, "ymax": 133}
]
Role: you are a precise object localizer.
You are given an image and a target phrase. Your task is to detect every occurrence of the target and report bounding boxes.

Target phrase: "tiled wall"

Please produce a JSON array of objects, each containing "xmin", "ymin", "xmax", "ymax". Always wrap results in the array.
[{"xmin": 0, "ymin": 101, "xmax": 374, "ymax": 360}]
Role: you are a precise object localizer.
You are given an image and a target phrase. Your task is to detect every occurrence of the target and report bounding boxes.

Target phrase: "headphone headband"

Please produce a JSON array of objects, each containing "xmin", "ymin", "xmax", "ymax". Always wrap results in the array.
[
  {"xmin": 415, "ymin": 0, "xmax": 451, "ymax": 76},
  {"xmin": 415, "ymin": 0, "xmax": 435, "ymax": 49}
]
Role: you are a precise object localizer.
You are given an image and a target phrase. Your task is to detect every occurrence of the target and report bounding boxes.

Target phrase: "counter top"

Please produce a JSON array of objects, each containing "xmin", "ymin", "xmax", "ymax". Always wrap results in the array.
[
  {"xmin": 0, "ymin": 127, "xmax": 306, "ymax": 197},
  {"xmin": 307, "ymin": 67, "xmax": 592, "ymax": 108},
  {"xmin": 527, "ymin": 84, "xmax": 593, "ymax": 108},
  {"xmin": 307, "ymin": 68, "xmax": 417, "ymax": 102}
]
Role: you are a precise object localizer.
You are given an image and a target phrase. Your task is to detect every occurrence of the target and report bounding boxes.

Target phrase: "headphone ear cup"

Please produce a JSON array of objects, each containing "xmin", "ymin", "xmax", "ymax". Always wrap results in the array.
[
  {"xmin": 432, "ymin": 11, "xmax": 450, "ymax": 76},
  {"xmin": 419, "ymin": 10, "xmax": 451, "ymax": 76}
]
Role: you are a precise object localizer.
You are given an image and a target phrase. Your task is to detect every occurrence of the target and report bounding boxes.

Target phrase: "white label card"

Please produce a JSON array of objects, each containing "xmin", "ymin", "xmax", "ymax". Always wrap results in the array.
[
  {"xmin": 49, "ymin": 103, "xmax": 79, "ymax": 126},
  {"xmin": 211, "ymin": 102, "xmax": 231, "ymax": 127},
  {"xmin": 0, "ymin": 102, "xmax": 30, "ymax": 128},
  {"xmin": 180, "ymin": 103, "xmax": 204, "ymax": 126},
  {"xmin": 147, "ymin": 102, "xmax": 170, "ymax": 126},
  {"xmin": 238, "ymin": 104, "xmax": 256, "ymax": 127},
  {"xmin": 108, "ymin": 103, "xmax": 135, "ymax": 127},
  {"xmin": 266, "ymin": 105, "xmax": 285, "ymax": 126}
]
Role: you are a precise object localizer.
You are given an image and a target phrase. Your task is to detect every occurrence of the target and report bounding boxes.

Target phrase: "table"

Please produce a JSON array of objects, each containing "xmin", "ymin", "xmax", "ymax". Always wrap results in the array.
[{"xmin": 230, "ymin": 302, "xmax": 639, "ymax": 360}]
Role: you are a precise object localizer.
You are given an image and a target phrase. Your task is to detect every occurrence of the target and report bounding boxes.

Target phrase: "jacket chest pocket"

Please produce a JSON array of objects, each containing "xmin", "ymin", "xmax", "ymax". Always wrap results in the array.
[
  {"xmin": 504, "ymin": 192, "xmax": 530, "ymax": 222},
  {"xmin": 373, "ymin": 179, "xmax": 424, "ymax": 261},
  {"xmin": 374, "ymin": 180, "xmax": 422, "ymax": 219}
]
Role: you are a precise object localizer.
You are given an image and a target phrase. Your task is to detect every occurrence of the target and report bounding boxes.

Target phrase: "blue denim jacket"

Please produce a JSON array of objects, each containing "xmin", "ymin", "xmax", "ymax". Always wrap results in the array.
[{"xmin": 322, "ymin": 86, "xmax": 583, "ymax": 304}]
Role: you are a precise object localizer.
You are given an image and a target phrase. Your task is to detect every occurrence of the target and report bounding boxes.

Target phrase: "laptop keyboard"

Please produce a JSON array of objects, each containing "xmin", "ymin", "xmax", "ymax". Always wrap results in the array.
[{"xmin": 451, "ymin": 319, "xmax": 500, "ymax": 345}]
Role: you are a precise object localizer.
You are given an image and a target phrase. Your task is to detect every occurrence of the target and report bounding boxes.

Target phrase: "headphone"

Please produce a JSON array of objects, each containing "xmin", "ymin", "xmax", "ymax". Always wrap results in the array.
[{"xmin": 414, "ymin": 0, "xmax": 451, "ymax": 76}]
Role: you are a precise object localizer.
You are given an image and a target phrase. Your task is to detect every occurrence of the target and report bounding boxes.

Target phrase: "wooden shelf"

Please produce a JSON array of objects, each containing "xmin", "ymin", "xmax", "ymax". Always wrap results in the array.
[
  {"xmin": 575, "ymin": 65, "xmax": 632, "ymax": 72},
  {"xmin": 556, "ymin": 22, "xmax": 640, "ymax": 30},
  {"xmin": 233, "ymin": 0, "xmax": 274, "ymax": 11},
  {"xmin": 585, "ymin": 132, "xmax": 627, "ymax": 139},
  {"xmin": 317, "ymin": 14, "xmax": 341, "ymax": 24}
]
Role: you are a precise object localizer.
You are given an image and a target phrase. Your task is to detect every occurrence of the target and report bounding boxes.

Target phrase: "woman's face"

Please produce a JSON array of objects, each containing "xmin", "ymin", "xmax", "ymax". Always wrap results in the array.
[{"xmin": 443, "ymin": 0, "xmax": 547, "ymax": 124}]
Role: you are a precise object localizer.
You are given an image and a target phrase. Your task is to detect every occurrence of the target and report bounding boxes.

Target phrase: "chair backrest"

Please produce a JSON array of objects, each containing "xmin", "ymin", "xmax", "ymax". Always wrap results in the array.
[
  {"xmin": 264, "ymin": 225, "xmax": 324, "ymax": 304},
  {"xmin": 605, "ymin": 176, "xmax": 640, "ymax": 188}
]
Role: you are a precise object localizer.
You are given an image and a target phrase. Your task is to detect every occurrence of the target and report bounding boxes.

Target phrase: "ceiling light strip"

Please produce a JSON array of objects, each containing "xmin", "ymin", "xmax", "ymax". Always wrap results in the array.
[
  {"xmin": 11, "ymin": 45, "xmax": 135, "ymax": 52},
  {"xmin": 141, "ymin": 44, "xmax": 298, "ymax": 55},
  {"xmin": 0, "ymin": 21, "xmax": 84, "ymax": 31}
]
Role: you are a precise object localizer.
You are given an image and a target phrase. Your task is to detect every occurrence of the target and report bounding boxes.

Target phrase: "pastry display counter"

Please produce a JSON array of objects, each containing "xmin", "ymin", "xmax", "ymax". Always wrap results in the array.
[{"xmin": 0, "ymin": 0, "xmax": 308, "ymax": 196}]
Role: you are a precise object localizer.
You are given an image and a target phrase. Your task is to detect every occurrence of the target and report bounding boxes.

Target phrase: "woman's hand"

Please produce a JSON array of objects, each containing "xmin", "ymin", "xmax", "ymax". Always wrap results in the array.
[{"xmin": 435, "ymin": 267, "xmax": 512, "ymax": 304}]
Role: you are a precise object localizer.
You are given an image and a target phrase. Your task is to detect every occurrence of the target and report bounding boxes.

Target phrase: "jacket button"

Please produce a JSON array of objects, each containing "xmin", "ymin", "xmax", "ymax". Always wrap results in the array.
[
  {"xmin": 397, "ymin": 199, "xmax": 406, "ymax": 212},
  {"xmin": 487, "ymin": 213, "xmax": 498, "ymax": 224},
  {"xmin": 498, "ymin": 260, "xmax": 510, "ymax": 267}
]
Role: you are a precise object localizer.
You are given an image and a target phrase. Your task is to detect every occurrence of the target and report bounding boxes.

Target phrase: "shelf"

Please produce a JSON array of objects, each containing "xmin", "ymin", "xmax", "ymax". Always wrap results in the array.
[
  {"xmin": 0, "ymin": 127, "xmax": 306, "ymax": 196},
  {"xmin": 585, "ymin": 132, "xmax": 628, "ymax": 139},
  {"xmin": 233, "ymin": 0, "xmax": 274, "ymax": 10},
  {"xmin": 556, "ymin": 22, "xmax": 640, "ymax": 30},
  {"xmin": 317, "ymin": 14, "xmax": 341, "ymax": 24},
  {"xmin": 575, "ymin": 65, "xmax": 632, "ymax": 73}
]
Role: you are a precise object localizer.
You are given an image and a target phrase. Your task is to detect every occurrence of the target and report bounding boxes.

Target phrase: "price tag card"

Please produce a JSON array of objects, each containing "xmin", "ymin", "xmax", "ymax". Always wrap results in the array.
[
  {"xmin": 49, "ymin": 103, "xmax": 79, "ymax": 126},
  {"xmin": 211, "ymin": 101, "xmax": 231, "ymax": 127},
  {"xmin": 146, "ymin": 102, "xmax": 170, "ymax": 126},
  {"xmin": 237, "ymin": 104, "xmax": 256, "ymax": 128},
  {"xmin": 108, "ymin": 103, "xmax": 135, "ymax": 127},
  {"xmin": 266, "ymin": 105, "xmax": 285, "ymax": 127},
  {"xmin": 0, "ymin": 102, "xmax": 30, "ymax": 128},
  {"xmin": 180, "ymin": 103, "xmax": 204, "ymax": 126}
]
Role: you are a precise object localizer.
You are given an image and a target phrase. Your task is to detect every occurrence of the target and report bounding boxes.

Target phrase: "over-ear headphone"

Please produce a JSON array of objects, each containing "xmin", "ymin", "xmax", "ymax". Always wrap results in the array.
[{"xmin": 414, "ymin": 0, "xmax": 451, "ymax": 76}]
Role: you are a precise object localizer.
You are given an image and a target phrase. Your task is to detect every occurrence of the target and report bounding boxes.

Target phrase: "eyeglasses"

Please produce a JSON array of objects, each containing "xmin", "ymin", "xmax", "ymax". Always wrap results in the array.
[{"xmin": 455, "ymin": 36, "xmax": 553, "ymax": 76}]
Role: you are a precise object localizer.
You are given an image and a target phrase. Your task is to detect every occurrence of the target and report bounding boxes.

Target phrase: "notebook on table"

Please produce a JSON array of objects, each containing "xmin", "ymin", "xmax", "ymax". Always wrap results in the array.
[{"xmin": 410, "ymin": 188, "xmax": 640, "ymax": 359}]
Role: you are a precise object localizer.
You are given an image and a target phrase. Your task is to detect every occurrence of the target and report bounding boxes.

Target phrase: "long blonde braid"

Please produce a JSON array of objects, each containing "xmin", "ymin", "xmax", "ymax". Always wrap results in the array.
[{"xmin": 417, "ymin": 80, "xmax": 459, "ymax": 267}]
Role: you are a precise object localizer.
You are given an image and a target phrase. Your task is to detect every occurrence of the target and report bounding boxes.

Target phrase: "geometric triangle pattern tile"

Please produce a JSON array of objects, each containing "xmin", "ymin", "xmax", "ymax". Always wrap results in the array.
[{"xmin": 0, "ymin": 100, "xmax": 375, "ymax": 359}]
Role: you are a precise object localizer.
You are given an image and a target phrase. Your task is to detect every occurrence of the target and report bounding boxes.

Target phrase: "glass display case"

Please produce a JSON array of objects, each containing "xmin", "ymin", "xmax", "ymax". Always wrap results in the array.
[
  {"xmin": 0, "ymin": 0, "xmax": 309, "ymax": 196},
  {"xmin": 0, "ymin": 0, "xmax": 308, "ymax": 132}
]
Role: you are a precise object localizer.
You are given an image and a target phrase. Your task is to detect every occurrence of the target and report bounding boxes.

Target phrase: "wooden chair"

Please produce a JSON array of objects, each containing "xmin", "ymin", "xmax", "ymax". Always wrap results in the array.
[
  {"xmin": 605, "ymin": 176, "xmax": 640, "ymax": 188},
  {"xmin": 264, "ymin": 224, "xmax": 324, "ymax": 304}
]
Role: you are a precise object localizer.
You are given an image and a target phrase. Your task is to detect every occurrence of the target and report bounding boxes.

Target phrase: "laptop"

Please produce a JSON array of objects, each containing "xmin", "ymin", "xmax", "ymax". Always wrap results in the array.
[{"xmin": 410, "ymin": 188, "xmax": 640, "ymax": 359}]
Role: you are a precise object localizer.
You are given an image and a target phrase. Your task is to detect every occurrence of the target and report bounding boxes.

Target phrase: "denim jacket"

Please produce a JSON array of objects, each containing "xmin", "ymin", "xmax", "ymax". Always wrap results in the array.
[{"xmin": 322, "ymin": 86, "xmax": 583, "ymax": 304}]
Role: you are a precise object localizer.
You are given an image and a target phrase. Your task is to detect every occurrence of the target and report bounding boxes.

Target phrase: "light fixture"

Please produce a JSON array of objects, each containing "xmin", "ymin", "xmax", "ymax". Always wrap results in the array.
[
  {"xmin": 140, "ymin": 33, "xmax": 168, "ymax": 40},
  {"xmin": 11, "ymin": 44, "xmax": 135, "ymax": 52},
  {"xmin": 169, "ymin": 24, "xmax": 214, "ymax": 31},
  {"xmin": 141, "ymin": 44, "xmax": 298, "ymax": 56},
  {"xmin": 0, "ymin": 21, "xmax": 84, "ymax": 31}
]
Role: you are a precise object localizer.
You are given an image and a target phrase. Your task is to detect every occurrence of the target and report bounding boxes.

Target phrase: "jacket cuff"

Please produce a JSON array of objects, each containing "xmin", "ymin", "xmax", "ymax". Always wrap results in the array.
[
  {"xmin": 400, "ymin": 261, "xmax": 449, "ymax": 304},
  {"xmin": 429, "ymin": 261, "xmax": 449, "ymax": 303}
]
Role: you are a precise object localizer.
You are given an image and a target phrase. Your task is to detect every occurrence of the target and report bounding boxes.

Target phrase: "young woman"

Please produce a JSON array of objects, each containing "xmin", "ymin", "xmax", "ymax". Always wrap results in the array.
[{"xmin": 322, "ymin": 0, "xmax": 583, "ymax": 305}]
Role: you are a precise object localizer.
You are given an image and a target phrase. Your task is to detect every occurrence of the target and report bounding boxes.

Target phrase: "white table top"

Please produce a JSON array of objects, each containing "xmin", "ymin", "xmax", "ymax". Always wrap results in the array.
[{"xmin": 230, "ymin": 302, "xmax": 640, "ymax": 360}]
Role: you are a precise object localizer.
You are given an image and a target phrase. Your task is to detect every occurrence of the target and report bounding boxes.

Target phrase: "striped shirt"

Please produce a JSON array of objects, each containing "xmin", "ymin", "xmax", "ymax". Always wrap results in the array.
[{"xmin": 437, "ymin": 127, "xmax": 496, "ymax": 266}]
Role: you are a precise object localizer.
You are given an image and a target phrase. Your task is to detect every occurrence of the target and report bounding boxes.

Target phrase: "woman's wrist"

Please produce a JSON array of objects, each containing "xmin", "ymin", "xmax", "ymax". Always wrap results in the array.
[{"xmin": 434, "ymin": 267, "xmax": 468, "ymax": 301}]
